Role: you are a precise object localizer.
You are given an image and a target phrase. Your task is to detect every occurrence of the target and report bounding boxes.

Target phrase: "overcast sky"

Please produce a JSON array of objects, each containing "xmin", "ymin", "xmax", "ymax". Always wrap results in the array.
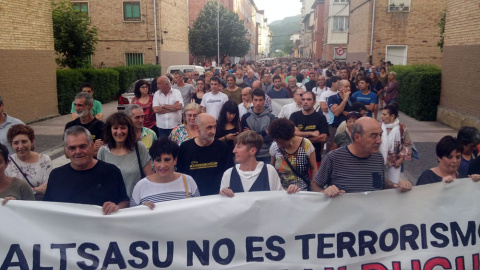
[{"xmin": 255, "ymin": 0, "xmax": 301, "ymax": 24}]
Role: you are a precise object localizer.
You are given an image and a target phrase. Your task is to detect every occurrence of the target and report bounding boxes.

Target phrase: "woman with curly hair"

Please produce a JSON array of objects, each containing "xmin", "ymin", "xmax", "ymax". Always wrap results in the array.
[
  {"xmin": 5, "ymin": 124, "xmax": 50, "ymax": 200},
  {"xmin": 268, "ymin": 118, "xmax": 317, "ymax": 191}
]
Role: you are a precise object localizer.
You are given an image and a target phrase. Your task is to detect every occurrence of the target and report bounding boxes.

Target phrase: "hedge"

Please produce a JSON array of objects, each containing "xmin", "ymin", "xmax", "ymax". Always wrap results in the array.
[
  {"xmin": 389, "ymin": 64, "xmax": 441, "ymax": 121},
  {"xmin": 111, "ymin": 64, "xmax": 161, "ymax": 96},
  {"xmin": 56, "ymin": 65, "xmax": 161, "ymax": 115},
  {"xmin": 56, "ymin": 69, "xmax": 86, "ymax": 115}
]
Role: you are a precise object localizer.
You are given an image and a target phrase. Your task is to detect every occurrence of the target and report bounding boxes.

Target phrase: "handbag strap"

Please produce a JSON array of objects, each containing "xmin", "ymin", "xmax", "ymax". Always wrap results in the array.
[
  {"xmin": 134, "ymin": 143, "xmax": 146, "ymax": 179},
  {"xmin": 9, "ymin": 156, "xmax": 35, "ymax": 188},
  {"xmin": 280, "ymin": 148, "xmax": 310, "ymax": 189},
  {"xmin": 182, "ymin": 174, "xmax": 189, "ymax": 198}
]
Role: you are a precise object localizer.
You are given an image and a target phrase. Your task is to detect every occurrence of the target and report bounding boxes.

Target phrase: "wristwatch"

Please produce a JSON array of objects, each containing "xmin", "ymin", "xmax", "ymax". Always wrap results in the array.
[{"xmin": 32, "ymin": 187, "xmax": 37, "ymax": 195}]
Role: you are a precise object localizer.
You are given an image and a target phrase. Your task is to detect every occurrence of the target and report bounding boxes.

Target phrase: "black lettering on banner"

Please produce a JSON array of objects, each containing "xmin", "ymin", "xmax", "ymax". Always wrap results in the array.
[
  {"xmin": 246, "ymin": 236, "xmax": 264, "ymax": 262},
  {"xmin": 430, "ymin": 222, "xmax": 449, "ymax": 248},
  {"xmin": 212, "ymin": 238, "xmax": 235, "ymax": 265},
  {"xmin": 152, "ymin": 241, "xmax": 174, "ymax": 268},
  {"xmin": 420, "ymin": 224, "xmax": 428, "ymax": 249},
  {"xmin": 379, "ymin": 228, "xmax": 399, "ymax": 252},
  {"xmin": 294, "ymin": 234, "xmax": 315, "ymax": 260},
  {"xmin": 0, "ymin": 244, "xmax": 29, "ymax": 270},
  {"xmin": 51, "ymin": 243, "xmax": 76, "ymax": 270},
  {"xmin": 317, "ymin": 234, "xmax": 335, "ymax": 259},
  {"xmin": 359, "ymin": 230, "xmax": 378, "ymax": 256},
  {"xmin": 400, "ymin": 224, "xmax": 419, "ymax": 251},
  {"xmin": 451, "ymin": 221, "xmax": 476, "ymax": 246},
  {"xmin": 337, "ymin": 232, "xmax": 357, "ymax": 258},
  {"xmin": 187, "ymin": 240, "xmax": 209, "ymax": 266},
  {"xmin": 128, "ymin": 241, "xmax": 149, "ymax": 269},
  {"xmin": 265, "ymin": 235, "xmax": 285, "ymax": 261},
  {"xmin": 102, "ymin": 242, "xmax": 126, "ymax": 269},
  {"xmin": 77, "ymin": 242, "xmax": 100, "ymax": 270},
  {"xmin": 33, "ymin": 244, "xmax": 53, "ymax": 270}
]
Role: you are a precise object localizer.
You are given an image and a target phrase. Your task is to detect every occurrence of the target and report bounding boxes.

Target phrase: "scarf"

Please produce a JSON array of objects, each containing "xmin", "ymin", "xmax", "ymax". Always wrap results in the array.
[{"xmin": 380, "ymin": 118, "xmax": 401, "ymax": 164}]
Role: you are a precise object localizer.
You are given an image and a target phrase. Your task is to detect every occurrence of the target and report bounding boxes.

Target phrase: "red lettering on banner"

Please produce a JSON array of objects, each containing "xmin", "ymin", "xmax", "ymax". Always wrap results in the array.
[
  {"xmin": 362, "ymin": 263, "xmax": 388, "ymax": 270},
  {"xmin": 474, "ymin": 253, "xmax": 480, "ymax": 270},
  {"xmin": 455, "ymin": 256, "xmax": 465, "ymax": 270},
  {"xmin": 424, "ymin": 257, "xmax": 452, "ymax": 270},
  {"xmin": 411, "ymin": 260, "xmax": 422, "ymax": 270}
]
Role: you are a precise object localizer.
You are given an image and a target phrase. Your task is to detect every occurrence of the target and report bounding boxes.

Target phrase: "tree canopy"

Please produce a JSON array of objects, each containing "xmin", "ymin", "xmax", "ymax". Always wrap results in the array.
[
  {"xmin": 189, "ymin": 1, "xmax": 249, "ymax": 59},
  {"xmin": 52, "ymin": 0, "xmax": 98, "ymax": 68}
]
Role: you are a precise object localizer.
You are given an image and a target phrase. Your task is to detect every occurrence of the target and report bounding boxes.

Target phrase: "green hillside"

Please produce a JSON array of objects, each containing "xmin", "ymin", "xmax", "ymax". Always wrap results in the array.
[{"xmin": 269, "ymin": 14, "xmax": 301, "ymax": 54}]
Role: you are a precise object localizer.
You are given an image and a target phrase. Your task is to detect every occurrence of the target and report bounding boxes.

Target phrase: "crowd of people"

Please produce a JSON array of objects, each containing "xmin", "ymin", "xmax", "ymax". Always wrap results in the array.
[{"xmin": 1, "ymin": 58, "xmax": 479, "ymax": 214}]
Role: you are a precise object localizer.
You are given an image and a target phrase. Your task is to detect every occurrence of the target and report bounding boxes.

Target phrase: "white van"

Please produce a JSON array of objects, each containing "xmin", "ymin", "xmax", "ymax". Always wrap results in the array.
[{"xmin": 166, "ymin": 65, "xmax": 205, "ymax": 76}]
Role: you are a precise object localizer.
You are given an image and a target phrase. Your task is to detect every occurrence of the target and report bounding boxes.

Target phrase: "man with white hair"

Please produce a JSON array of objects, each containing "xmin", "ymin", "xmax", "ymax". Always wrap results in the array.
[
  {"xmin": 124, "ymin": 104, "xmax": 157, "ymax": 150},
  {"xmin": 64, "ymin": 92, "xmax": 104, "ymax": 155},
  {"xmin": 277, "ymin": 87, "xmax": 304, "ymax": 119},
  {"xmin": 153, "ymin": 76, "xmax": 183, "ymax": 137}
]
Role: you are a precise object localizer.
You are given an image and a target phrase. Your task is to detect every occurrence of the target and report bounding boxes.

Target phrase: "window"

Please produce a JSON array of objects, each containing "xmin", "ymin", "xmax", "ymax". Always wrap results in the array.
[
  {"xmin": 386, "ymin": 45, "xmax": 407, "ymax": 65},
  {"xmin": 123, "ymin": 2, "xmax": 141, "ymax": 21},
  {"xmin": 125, "ymin": 53, "xmax": 143, "ymax": 66},
  {"xmin": 72, "ymin": 2, "xmax": 88, "ymax": 15},
  {"xmin": 388, "ymin": 0, "xmax": 411, "ymax": 12},
  {"xmin": 332, "ymin": 16, "xmax": 349, "ymax": 32}
]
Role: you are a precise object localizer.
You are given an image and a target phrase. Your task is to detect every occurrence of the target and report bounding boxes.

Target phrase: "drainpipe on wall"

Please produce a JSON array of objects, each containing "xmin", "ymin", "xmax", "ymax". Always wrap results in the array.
[
  {"xmin": 153, "ymin": 0, "xmax": 159, "ymax": 65},
  {"xmin": 369, "ymin": 0, "xmax": 376, "ymax": 64}
]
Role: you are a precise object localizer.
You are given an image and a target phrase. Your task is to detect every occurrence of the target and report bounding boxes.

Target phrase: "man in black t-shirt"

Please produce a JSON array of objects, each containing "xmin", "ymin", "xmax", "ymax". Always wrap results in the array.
[
  {"xmin": 290, "ymin": 91, "xmax": 329, "ymax": 166},
  {"xmin": 44, "ymin": 126, "xmax": 129, "ymax": 215},
  {"xmin": 64, "ymin": 92, "xmax": 105, "ymax": 156},
  {"xmin": 177, "ymin": 113, "xmax": 234, "ymax": 196}
]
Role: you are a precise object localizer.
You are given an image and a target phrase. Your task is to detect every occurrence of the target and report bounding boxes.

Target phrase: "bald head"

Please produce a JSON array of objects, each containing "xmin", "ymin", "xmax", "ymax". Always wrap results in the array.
[
  {"xmin": 195, "ymin": 113, "xmax": 215, "ymax": 126},
  {"xmin": 252, "ymin": 81, "xmax": 261, "ymax": 89},
  {"xmin": 351, "ymin": 117, "xmax": 382, "ymax": 154},
  {"xmin": 157, "ymin": 76, "xmax": 171, "ymax": 93},
  {"xmin": 196, "ymin": 113, "xmax": 217, "ymax": 143}
]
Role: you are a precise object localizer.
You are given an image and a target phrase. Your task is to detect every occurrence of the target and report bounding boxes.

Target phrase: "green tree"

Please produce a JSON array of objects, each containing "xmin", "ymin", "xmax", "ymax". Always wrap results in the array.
[
  {"xmin": 189, "ymin": 1, "xmax": 249, "ymax": 60},
  {"xmin": 437, "ymin": 10, "xmax": 446, "ymax": 52},
  {"xmin": 52, "ymin": 0, "xmax": 98, "ymax": 68},
  {"xmin": 283, "ymin": 39, "xmax": 294, "ymax": 55}
]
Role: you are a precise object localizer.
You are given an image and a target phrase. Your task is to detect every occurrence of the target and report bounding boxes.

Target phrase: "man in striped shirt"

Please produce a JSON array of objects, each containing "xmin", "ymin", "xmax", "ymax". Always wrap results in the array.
[{"xmin": 311, "ymin": 117, "xmax": 412, "ymax": 197}]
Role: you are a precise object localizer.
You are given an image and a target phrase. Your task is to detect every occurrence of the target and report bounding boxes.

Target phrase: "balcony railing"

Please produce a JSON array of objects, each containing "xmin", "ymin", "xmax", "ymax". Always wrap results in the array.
[{"xmin": 388, "ymin": 5, "xmax": 410, "ymax": 12}]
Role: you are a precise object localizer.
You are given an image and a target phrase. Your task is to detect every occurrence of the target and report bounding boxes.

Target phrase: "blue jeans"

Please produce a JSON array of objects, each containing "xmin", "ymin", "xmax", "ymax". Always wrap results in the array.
[{"xmin": 156, "ymin": 127, "xmax": 173, "ymax": 138}]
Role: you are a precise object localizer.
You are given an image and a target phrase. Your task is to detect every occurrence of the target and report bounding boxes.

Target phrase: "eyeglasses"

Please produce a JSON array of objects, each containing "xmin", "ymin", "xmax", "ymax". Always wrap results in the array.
[
  {"xmin": 140, "ymin": 86, "xmax": 149, "ymax": 89},
  {"xmin": 186, "ymin": 114, "xmax": 198, "ymax": 118},
  {"xmin": 194, "ymin": 74, "xmax": 199, "ymax": 76}
]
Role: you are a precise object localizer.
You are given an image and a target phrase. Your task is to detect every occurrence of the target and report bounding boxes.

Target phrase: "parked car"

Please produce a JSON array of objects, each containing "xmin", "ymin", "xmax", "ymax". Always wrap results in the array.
[
  {"xmin": 117, "ymin": 78, "xmax": 155, "ymax": 111},
  {"xmin": 166, "ymin": 65, "xmax": 205, "ymax": 76}
]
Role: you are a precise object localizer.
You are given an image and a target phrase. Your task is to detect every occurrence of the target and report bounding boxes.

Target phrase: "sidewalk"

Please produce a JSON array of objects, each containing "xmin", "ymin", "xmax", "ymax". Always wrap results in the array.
[
  {"xmin": 31, "ymin": 101, "xmax": 458, "ymax": 183},
  {"xmin": 31, "ymin": 101, "xmax": 119, "ymax": 167}
]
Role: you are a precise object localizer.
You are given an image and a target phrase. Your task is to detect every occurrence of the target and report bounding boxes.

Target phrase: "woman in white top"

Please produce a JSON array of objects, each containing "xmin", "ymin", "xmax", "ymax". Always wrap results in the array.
[
  {"xmin": 130, "ymin": 137, "xmax": 199, "ymax": 209},
  {"xmin": 6, "ymin": 124, "xmax": 52, "ymax": 199},
  {"xmin": 220, "ymin": 131, "xmax": 300, "ymax": 197}
]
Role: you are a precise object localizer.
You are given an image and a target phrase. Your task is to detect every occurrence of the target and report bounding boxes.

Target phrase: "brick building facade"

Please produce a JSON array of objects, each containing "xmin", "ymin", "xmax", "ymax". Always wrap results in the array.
[
  {"xmin": 437, "ymin": 0, "xmax": 480, "ymax": 129},
  {"xmin": 0, "ymin": 0, "xmax": 58, "ymax": 122},
  {"xmin": 75, "ymin": 0, "xmax": 189, "ymax": 71},
  {"xmin": 322, "ymin": 0, "xmax": 349, "ymax": 61},
  {"xmin": 347, "ymin": 0, "xmax": 445, "ymax": 66},
  {"xmin": 311, "ymin": 0, "xmax": 325, "ymax": 60}
]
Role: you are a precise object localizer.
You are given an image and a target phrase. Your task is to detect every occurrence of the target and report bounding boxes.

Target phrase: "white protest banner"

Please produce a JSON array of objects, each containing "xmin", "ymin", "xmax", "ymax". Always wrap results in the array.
[
  {"xmin": 271, "ymin": 98, "xmax": 292, "ymax": 117},
  {"xmin": 1, "ymin": 180, "xmax": 480, "ymax": 269}
]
